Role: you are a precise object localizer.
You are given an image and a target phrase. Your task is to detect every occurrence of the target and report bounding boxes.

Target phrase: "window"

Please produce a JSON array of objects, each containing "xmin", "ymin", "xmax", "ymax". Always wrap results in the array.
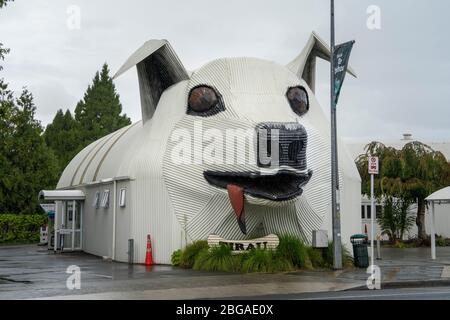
[
  {"xmin": 119, "ymin": 188, "xmax": 126, "ymax": 207},
  {"xmin": 100, "ymin": 189, "xmax": 110, "ymax": 208},
  {"xmin": 366, "ymin": 205, "xmax": 371, "ymax": 219},
  {"xmin": 93, "ymin": 191, "xmax": 100, "ymax": 208},
  {"xmin": 376, "ymin": 205, "xmax": 382, "ymax": 218},
  {"xmin": 361, "ymin": 205, "xmax": 365, "ymax": 219}
]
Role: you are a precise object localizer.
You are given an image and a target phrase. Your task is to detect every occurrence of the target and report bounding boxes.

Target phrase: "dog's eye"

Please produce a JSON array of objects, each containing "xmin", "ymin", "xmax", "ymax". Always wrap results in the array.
[
  {"xmin": 187, "ymin": 85, "xmax": 224, "ymax": 116},
  {"xmin": 286, "ymin": 86, "xmax": 309, "ymax": 117}
]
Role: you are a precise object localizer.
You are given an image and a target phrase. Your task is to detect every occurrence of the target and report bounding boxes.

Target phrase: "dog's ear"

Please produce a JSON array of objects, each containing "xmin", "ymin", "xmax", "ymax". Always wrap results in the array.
[
  {"xmin": 114, "ymin": 40, "xmax": 189, "ymax": 123},
  {"xmin": 286, "ymin": 32, "xmax": 356, "ymax": 93}
]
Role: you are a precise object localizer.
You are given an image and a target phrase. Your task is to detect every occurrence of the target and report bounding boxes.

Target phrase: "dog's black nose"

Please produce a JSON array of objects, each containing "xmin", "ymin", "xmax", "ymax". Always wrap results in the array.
[{"xmin": 256, "ymin": 122, "xmax": 307, "ymax": 170}]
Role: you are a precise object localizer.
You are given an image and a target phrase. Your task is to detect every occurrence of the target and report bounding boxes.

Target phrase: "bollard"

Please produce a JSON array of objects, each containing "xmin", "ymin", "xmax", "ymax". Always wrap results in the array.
[{"xmin": 376, "ymin": 235, "xmax": 382, "ymax": 260}]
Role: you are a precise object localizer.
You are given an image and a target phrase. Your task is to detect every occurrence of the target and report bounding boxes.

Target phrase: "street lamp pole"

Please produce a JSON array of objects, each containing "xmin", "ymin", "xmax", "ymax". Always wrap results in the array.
[{"xmin": 330, "ymin": 0, "xmax": 342, "ymax": 270}]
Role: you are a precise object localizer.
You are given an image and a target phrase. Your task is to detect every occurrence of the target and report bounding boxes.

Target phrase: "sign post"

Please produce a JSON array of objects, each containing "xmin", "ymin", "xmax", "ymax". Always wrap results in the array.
[{"xmin": 368, "ymin": 156, "xmax": 379, "ymax": 270}]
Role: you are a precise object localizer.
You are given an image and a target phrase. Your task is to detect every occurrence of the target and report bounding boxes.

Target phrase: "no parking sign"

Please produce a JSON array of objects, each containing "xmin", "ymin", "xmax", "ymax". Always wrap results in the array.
[{"xmin": 368, "ymin": 156, "xmax": 379, "ymax": 175}]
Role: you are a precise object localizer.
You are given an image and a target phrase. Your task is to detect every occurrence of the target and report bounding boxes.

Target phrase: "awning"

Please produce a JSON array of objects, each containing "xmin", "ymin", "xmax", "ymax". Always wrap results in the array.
[
  {"xmin": 426, "ymin": 186, "xmax": 450, "ymax": 203},
  {"xmin": 39, "ymin": 190, "xmax": 85, "ymax": 201}
]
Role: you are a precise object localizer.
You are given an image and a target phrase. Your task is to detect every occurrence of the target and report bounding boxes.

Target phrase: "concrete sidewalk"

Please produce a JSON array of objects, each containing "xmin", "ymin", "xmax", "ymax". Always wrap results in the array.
[
  {"xmin": 337, "ymin": 247, "xmax": 450, "ymax": 288},
  {"xmin": 2, "ymin": 245, "xmax": 450, "ymax": 299}
]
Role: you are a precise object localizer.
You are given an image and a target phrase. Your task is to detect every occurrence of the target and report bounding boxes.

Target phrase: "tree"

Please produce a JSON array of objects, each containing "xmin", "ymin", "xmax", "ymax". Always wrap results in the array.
[
  {"xmin": 377, "ymin": 197, "xmax": 415, "ymax": 244},
  {"xmin": 75, "ymin": 63, "xmax": 130, "ymax": 146},
  {"xmin": 0, "ymin": 0, "xmax": 58, "ymax": 214},
  {"xmin": 356, "ymin": 141, "xmax": 450, "ymax": 242},
  {"xmin": 0, "ymin": 0, "xmax": 12, "ymax": 71},
  {"xmin": 43, "ymin": 109, "xmax": 81, "ymax": 174},
  {"xmin": 0, "ymin": 0, "xmax": 13, "ymax": 8},
  {"xmin": 0, "ymin": 82, "xmax": 59, "ymax": 214}
]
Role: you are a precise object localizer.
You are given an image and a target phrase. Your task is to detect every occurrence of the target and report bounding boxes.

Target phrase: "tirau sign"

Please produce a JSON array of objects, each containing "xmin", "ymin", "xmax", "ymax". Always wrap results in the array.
[{"xmin": 207, "ymin": 234, "xmax": 279, "ymax": 253}]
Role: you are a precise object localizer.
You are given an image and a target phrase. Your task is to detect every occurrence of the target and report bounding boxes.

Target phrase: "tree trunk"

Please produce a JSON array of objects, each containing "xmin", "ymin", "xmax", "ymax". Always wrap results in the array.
[{"xmin": 416, "ymin": 198, "xmax": 427, "ymax": 241}]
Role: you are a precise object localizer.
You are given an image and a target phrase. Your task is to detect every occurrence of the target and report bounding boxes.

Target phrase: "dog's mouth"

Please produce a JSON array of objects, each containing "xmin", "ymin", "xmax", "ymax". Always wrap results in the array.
[
  {"xmin": 203, "ymin": 170, "xmax": 313, "ymax": 234},
  {"xmin": 204, "ymin": 170, "xmax": 312, "ymax": 201}
]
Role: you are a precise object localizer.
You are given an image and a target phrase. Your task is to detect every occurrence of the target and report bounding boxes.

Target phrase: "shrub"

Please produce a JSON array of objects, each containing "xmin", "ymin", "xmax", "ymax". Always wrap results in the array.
[
  {"xmin": 306, "ymin": 247, "xmax": 324, "ymax": 268},
  {"xmin": 277, "ymin": 235, "xmax": 308, "ymax": 268},
  {"xmin": 377, "ymin": 197, "xmax": 415, "ymax": 244},
  {"xmin": 321, "ymin": 242, "xmax": 354, "ymax": 268},
  {"xmin": 179, "ymin": 240, "xmax": 209, "ymax": 269},
  {"xmin": 193, "ymin": 245, "xmax": 241, "ymax": 272},
  {"xmin": 436, "ymin": 236, "xmax": 447, "ymax": 247},
  {"xmin": 241, "ymin": 249, "xmax": 273, "ymax": 273},
  {"xmin": 241, "ymin": 248, "xmax": 293, "ymax": 273},
  {"xmin": 171, "ymin": 249, "xmax": 182, "ymax": 266},
  {"xmin": 0, "ymin": 214, "xmax": 47, "ymax": 244}
]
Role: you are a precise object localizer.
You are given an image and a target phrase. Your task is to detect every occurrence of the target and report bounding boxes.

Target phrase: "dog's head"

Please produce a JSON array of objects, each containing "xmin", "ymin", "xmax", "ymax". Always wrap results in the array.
[{"xmin": 114, "ymin": 33, "xmax": 355, "ymax": 239}]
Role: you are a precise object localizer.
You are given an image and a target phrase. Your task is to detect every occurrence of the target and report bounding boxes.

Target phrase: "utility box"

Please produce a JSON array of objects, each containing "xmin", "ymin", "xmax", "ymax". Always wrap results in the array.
[{"xmin": 312, "ymin": 230, "xmax": 328, "ymax": 248}]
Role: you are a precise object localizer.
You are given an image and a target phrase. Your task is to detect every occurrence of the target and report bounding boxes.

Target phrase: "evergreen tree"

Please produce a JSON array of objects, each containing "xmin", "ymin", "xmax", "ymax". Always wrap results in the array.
[
  {"xmin": 0, "ymin": 81, "xmax": 59, "ymax": 214},
  {"xmin": 43, "ymin": 109, "xmax": 81, "ymax": 173},
  {"xmin": 75, "ymin": 63, "xmax": 131, "ymax": 146}
]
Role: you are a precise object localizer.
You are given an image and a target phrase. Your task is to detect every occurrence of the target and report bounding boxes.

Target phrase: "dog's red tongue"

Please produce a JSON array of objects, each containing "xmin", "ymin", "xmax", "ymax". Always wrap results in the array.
[{"xmin": 226, "ymin": 184, "xmax": 246, "ymax": 234}]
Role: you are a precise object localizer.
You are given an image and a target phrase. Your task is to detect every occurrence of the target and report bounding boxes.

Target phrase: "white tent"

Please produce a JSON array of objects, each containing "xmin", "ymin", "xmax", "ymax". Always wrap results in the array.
[{"xmin": 425, "ymin": 186, "xmax": 450, "ymax": 259}]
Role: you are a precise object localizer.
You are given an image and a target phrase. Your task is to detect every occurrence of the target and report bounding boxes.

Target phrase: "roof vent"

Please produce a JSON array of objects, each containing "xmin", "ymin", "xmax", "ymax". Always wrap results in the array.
[{"xmin": 402, "ymin": 133, "xmax": 413, "ymax": 140}]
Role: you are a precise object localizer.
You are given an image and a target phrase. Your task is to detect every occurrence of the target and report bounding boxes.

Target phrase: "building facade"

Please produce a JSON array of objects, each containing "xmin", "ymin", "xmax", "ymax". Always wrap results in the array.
[{"xmin": 41, "ymin": 34, "xmax": 362, "ymax": 264}]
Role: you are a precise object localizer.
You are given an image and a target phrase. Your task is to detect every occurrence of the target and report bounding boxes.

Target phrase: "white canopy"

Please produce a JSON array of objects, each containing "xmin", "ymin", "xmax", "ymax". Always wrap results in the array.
[
  {"xmin": 426, "ymin": 186, "xmax": 450, "ymax": 203},
  {"xmin": 425, "ymin": 186, "xmax": 450, "ymax": 260},
  {"xmin": 39, "ymin": 190, "xmax": 85, "ymax": 201}
]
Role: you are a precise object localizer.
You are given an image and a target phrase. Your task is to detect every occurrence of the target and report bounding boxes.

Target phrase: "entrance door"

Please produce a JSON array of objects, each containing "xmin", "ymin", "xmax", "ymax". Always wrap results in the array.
[{"xmin": 58, "ymin": 200, "xmax": 83, "ymax": 251}]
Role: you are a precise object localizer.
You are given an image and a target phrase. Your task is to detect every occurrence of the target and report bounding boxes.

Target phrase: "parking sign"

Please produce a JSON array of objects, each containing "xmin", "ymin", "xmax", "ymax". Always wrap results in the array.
[{"xmin": 368, "ymin": 156, "xmax": 379, "ymax": 175}]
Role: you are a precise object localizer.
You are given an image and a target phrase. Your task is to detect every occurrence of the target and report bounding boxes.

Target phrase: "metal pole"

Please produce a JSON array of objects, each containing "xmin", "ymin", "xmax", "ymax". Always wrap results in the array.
[
  {"xmin": 431, "ymin": 202, "xmax": 436, "ymax": 260},
  {"xmin": 330, "ymin": 0, "xmax": 342, "ymax": 270},
  {"xmin": 72, "ymin": 200, "xmax": 75, "ymax": 251},
  {"xmin": 370, "ymin": 174, "xmax": 375, "ymax": 268}
]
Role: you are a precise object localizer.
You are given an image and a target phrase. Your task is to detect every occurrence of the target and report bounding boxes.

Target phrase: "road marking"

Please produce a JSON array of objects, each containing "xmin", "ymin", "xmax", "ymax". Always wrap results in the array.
[
  {"xmin": 87, "ymin": 273, "xmax": 113, "ymax": 279},
  {"xmin": 302, "ymin": 289, "xmax": 450, "ymax": 300},
  {"xmin": 441, "ymin": 266, "xmax": 450, "ymax": 278}
]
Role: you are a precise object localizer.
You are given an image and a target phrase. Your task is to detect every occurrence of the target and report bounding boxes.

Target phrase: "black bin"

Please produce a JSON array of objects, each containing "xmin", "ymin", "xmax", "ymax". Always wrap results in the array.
[{"xmin": 350, "ymin": 234, "xmax": 369, "ymax": 268}]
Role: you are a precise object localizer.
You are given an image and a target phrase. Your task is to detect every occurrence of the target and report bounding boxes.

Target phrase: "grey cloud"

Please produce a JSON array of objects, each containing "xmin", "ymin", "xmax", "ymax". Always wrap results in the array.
[{"xmin": 0, "ymin": 0, "xmax": 449, "ymax": 143}]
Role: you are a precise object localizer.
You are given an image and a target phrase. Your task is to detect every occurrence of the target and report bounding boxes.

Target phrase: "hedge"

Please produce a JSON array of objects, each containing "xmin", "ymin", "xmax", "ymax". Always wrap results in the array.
[{"xmin": 0, "ymin": 214, "xmax": 47, "ymax": 244}]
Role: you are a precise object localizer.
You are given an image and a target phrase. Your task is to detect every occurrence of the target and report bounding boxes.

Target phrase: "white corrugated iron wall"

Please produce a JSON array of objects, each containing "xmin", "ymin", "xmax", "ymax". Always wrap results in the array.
[
  {"xmin": 81, "ymin": 184, "xmax": 114, "ymax": 258},
  {"xmin": 114, "ymin": 180, "xmax": 132, "ymax": 262},
  {"xmin": 124, "ymin": 83, "xmax": 189, "ymax": 264}
]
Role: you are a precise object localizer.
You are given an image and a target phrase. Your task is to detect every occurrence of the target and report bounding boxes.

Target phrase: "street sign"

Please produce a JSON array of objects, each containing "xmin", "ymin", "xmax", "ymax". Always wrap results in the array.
[{"xmin": 368, "ymin": 156, "xmax": 379, "ymax": 175}]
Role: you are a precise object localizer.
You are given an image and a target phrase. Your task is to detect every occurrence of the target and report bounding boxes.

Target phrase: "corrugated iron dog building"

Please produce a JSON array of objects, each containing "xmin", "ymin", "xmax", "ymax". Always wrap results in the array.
[{"xmin": 41, "ymin": 33, "xmax": 361, "ymax": 264}]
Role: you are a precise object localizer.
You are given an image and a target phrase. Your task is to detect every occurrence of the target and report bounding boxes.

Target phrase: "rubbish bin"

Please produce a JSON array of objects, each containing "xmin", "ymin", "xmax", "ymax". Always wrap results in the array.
[{"xmin": 350, "ymin": 234, "xmax": 369, "ymax": 268}]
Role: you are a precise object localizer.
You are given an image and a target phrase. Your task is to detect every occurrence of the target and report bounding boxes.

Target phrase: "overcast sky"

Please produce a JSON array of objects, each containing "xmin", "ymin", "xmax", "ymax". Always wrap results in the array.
[{"xmin": 1, "ymin": 0, "xmax": 450, "ymax": 142}]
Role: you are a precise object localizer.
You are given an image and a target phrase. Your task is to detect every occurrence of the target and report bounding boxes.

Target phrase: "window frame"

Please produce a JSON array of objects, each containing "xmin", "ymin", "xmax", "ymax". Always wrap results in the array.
[
  {"xmin": 93, "ymin": 191, "xmax": 100, "ymax": 209},
  {"xmin": 100, "ymin": 189, "xmax": 110, "ymax": 209},
  {"xmin": 119, "ymin": 188, "xmax": 126, "ymax": 207}
]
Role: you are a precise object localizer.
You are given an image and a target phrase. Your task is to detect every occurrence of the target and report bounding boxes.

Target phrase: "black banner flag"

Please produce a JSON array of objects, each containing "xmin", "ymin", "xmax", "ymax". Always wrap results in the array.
[{"xmin": 333, "ymin": 40, "xmax": 355, "ymax": 106}]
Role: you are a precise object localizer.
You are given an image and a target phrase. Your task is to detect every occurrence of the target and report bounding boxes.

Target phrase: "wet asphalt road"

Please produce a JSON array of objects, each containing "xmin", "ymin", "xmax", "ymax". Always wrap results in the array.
[
  {"xmin": 0, "ymin": 244, "xmax": 358, "ymax": 299},
  {"xmin": 0, "ymin": 244, "xmax": 218, "ymax": 299},
  {"xmin": 3, "ymin": 244, "xmax": 450, "ymax": 300},
  {"xmin": 221, "ymin": 287, "xmax": 450, "ymax": 300}
]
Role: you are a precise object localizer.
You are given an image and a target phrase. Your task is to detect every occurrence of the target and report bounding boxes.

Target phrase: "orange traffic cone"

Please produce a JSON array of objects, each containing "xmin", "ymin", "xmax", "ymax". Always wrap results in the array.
[{"xmin": 145, "ymin": 234, "xmax": 153, "ymax": 266}]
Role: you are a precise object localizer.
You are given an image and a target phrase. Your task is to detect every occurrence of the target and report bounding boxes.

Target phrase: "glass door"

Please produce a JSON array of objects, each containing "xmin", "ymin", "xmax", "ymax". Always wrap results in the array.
[{"xmin": 60, "ymin": 200, "xmax": 82, "ymax": 251}]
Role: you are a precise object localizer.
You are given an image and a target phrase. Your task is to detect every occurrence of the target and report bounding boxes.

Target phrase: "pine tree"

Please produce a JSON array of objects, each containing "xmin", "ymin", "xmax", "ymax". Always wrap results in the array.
[
  {"xmin": 75, "ymin": 63, "xmax": 131, "ymax": 146},
  {"xmin": 43, "ymin": 109, "xmax": 81, "ymax": 173}
]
